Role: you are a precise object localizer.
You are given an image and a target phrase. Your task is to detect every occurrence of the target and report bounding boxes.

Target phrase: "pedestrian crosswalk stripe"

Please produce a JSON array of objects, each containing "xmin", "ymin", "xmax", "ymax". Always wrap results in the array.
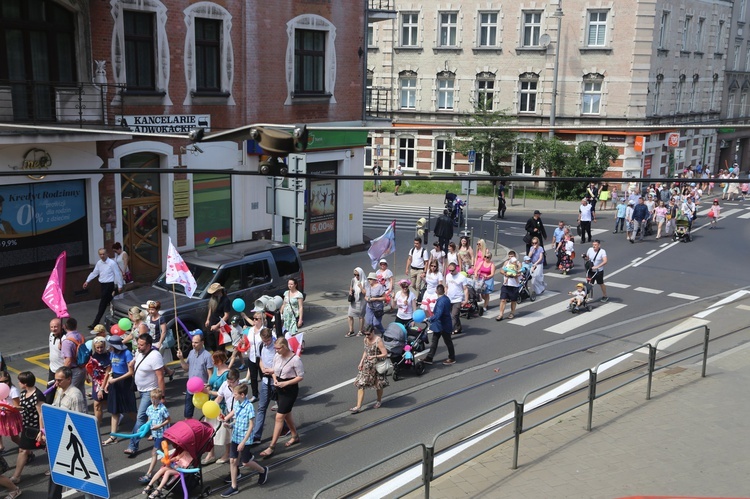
[
  {"xmin": 668, "ymin": 292, "xmax": 699, "ymax": 300},
  {"xmin": 738, "ymin": 211, "xmax": 750, "ymax": 219},
  {"xmin": 507, "ymin": 299, "xmax": 572, "ymax": 326},
  {"xmin": 633, "ymin": 287, "xmax": 663, "ymax": 294},
  {"xmin": 479, "ymin": 292, "xmax": 560, "ymax": 320},
  {"xmin": 544, "ymin": 303, "xmax": 627, "ymax": 334}
]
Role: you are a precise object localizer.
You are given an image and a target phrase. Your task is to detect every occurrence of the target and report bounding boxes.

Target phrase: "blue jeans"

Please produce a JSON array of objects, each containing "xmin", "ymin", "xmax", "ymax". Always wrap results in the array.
[
  {"xmin": 252, "ymin": 378, "xmax": 273, "ymax": 442},
  {"xmin": 184, "ymin": 391, "xmax": 195, "ymax": 419},
  {"xmin": 129, "ymin": 392, "xmax": 151, "ymax": 451},
  {"xmin": 365, "ymin": 306, "xmax": 385, "ymax": 334}
]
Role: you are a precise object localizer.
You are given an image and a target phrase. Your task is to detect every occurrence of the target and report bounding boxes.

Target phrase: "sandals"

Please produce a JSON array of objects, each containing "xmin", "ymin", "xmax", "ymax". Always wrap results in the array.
[
  {"xmin": 373, "ymin": 401, "xmax": 382, "ymax": 409},
  {"xmin": 349, "ymin": 406, "xmax": 361, "ymax": 414},
  {"xmin": 259, "ymin": 446, "xmax": 275, "ymax": 458},
  {"xmin": 495, "ymin": 316, "xmax": 504, "ymax": 321},
  {"xmin": 285, "ymin": 435, "xmax": 301, "ymax": 448},
  {"xmin": 102, "ymin": 436, "xmax": 118, "ymax": 446},
  {"xmin": 142, "ymin": 485, "xmax": 154, "ymax": 496},
  {"xmin": 5, "ymin": 489, "xmax": 22, "ymax": 499},
  {"xmin": 345, "ymin": 331, "xmax": 356, "ymax": 337},
  {"xmin": 508, "ymin": 314, "xmax": 515, "ymax": 319},
  {"xmin": 148, "ymin": 489, "xmax": 165, "ymax": 499}
]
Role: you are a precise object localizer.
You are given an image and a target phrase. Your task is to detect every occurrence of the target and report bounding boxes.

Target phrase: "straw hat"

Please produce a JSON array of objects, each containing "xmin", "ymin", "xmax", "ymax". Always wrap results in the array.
[{"xmin": 207, "ymin": 283, "xmax": 224, "ymax": 294}]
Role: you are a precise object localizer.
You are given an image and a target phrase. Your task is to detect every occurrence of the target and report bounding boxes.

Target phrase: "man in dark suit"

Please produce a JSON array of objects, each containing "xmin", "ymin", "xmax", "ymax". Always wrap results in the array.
[
  {"xmin": 433, "ymin": 209, "xmax": 454, "ymax": 255},
  {"xmin": 423, "ymin": 284, "xmax": 456, "ymax": 366},
  {"xmin": 524, "ymin": 210, "xmax": 548, "ymax": 256}
]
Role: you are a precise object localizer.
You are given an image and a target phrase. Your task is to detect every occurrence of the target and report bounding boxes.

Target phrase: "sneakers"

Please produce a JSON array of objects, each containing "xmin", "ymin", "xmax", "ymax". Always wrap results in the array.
[
  {"xmin": 258, "ymin": 466, "xmax": 269, "ymax": 485},
  {"xmin": 220, "ymin": 487, "xmax": 239, "ymax": 497},
  {"xmin": 138, "ymin": 474, "xmax": 152, "ymax": 484},
  {"xmin": 601, "ymin": 296, "xmax": 609, "ymax": 303},
  {"xmin": 442, "ymin": 359, "xmax": 456, "ymax": 365},
  {"xmin": 224, "ymin": 473, "xmax": 243, "ymax": 484}
]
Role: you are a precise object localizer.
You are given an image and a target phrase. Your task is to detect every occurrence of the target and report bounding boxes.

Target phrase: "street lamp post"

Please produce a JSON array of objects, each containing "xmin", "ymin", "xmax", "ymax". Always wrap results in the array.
[{"xmin": 548, "ymin": 1, "xmax": 564, "ymax": 138}]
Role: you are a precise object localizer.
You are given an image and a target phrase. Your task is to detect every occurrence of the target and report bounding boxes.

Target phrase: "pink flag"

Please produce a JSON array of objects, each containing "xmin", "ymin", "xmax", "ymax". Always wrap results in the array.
[
  {"xmin": 42, "ymin": 251, "xmax": 69, "ymax": 318},
  {"xmin": 367, "ymin": 221, "xmax": 396, "ymax": 269},
  {"xmin": 165, "ymin": 238, "xmax": 198, "ymax": 298}
]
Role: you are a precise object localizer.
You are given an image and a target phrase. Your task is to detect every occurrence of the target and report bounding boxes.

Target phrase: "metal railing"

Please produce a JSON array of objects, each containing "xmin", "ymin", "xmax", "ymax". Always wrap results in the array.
[
  {"xmin": 0, "ymin": 79, "xmax": 125, "ymax": 127},
  {"xmin": 314, "ymin": 325, "xmax": 710, "ymax": 498}
]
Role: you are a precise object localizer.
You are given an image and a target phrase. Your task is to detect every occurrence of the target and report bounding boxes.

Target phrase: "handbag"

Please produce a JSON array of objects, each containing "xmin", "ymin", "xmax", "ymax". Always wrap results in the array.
[
  {"xmin": 523, "ymin": 233, "xmax": 532, "ymax": 244},
  {"xmin": 576, "ymin": 223, "xmax": 582, "ymax": 237},
  {"xmin": 375, "ymin": 357, "xmax": 393, "ymax": 375},
  {"xmin": 123, "ymin": 271, "xmax": 133, "ymax": 283},
  {"xmin": 162, "ymin": 329, "xmax": 176, "ymax": 349},
  {"xmin": 347, "ymin": 290, "xmax": 355, "ymax": 303}
]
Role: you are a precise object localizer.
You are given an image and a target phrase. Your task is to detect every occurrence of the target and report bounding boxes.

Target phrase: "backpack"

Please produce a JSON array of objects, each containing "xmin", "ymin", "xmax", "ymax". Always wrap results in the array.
[{"xmin": 67, "ymin": 334, "xmax": 91, "ymax": 367}]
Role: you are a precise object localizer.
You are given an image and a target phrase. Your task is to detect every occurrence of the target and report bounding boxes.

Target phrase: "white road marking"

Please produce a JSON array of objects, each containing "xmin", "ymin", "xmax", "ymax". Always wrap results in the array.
[
  {"xmin": 479, "ymin": 292, "xmax": 560, "ymax": 320},
  {"xmin": 634, "ymin": 287, "xmax": 663, "ymax": 294},
  {"xmin": 62, "ymin": 457, "xmax": 152, "ymax": 497},
  {"xmin": 600, "ymin": 281, "xmax": 630, "ymax": 289},
  {"xmin": 646, "ymin": 250, "xmax": 656, "ymax": 254},
  {"xmin": 302, "ymin": 378, "xmax": 356, "ymax": 401},
  {"xmin": 737, "ymin": 304, "xmax": 750, "ymax": 311},
  {"xmin": 509, "ymin": 299, "xmax": 576, "ymax": 326},
  {"xmin": 668, "ymin": 292, "xmax": 699, "ymax": 300},
  {"xmin": 544, "ymin": 272, "xmax": 569, "ymax": 279},
  {"xmin": 544, "ymin": 303, "xmax": 628, "ymax": 334},
  {"xmin": 636, "ymin": 317, "xmax": 710, "ymax": 354},
  {"xmin": 693, "ymin": 290, "xmax": 750, "ymax": 318},
  {"xmin": 715, "ymin": 208, "xmax": 743, "ymax": 218},
  {"xmin": 738, "ymin": 211, "xmax": 750, "ymax": 219}
]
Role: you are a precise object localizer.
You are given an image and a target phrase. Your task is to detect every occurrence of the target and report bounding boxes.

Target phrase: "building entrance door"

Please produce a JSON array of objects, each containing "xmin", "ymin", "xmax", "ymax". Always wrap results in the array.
[{"xmin": 121, "ymin": 153, "xmax": 162, "ymax": 283}]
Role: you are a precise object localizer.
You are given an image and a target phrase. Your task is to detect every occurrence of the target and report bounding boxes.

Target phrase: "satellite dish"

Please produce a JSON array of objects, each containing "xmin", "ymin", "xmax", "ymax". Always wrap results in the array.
[{"xmin": 540, "ymin": 34, "xmax": 551, "ymax": 48}]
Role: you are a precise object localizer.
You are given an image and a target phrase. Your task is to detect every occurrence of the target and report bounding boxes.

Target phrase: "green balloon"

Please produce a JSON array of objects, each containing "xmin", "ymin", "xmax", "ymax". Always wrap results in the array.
[{"xmin": 118, "ymin": 317, "xmax": 133, "ymax": 331}]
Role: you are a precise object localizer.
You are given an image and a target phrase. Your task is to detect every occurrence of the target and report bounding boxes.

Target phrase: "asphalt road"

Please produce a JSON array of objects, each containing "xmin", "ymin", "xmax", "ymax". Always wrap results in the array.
[{"xmin": 4, "ymin": 196, "xmax": 749, "ymax": 498}]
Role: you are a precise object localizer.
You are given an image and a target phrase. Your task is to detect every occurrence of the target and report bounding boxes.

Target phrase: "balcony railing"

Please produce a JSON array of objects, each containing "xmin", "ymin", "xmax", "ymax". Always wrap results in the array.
[
  {"xmin": 366, "ymin": 87, "xmax": 391, "ymax": 119},
  {"xmin": 0, "ymin": 79, "xmax": 125, "ymax": 128},
  {"xmin": 368, "ymin": 0, "xmax": 396, "ymax": 12}
]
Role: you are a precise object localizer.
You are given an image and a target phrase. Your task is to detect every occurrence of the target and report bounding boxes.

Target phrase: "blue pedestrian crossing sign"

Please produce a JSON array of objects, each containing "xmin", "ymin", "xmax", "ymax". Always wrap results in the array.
[{"xmin": 42, "ymin": 404, "xmax": 110, "ymax": 498}]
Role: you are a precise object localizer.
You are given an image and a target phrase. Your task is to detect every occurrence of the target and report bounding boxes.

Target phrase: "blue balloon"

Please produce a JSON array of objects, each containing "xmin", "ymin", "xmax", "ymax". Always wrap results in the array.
[
  {"xmin": 232, "ymin": 298, "xmax": 246, "ymax": 313},
  {"xmin": 412, "ymin": 309, "xmax": 426, "ymax": 323}
]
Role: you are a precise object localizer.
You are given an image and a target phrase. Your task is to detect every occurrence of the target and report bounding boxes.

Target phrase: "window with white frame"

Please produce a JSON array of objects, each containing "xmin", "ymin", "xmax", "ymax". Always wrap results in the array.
[
  {"xmin": 696, "ymin": 18, "xmax": 704, "ymax": 52},
  {"xmin": 734, "ymin": 44, "xmax": 741, "ymax": 70},
  {"xmin": 437, "ymin": 72, "xmax": 455, "ymax": 110},
  {"xmin": 478, "ymin": 12, "xmax": 499, "ymax": 47},
  {"xmin": 658, "ymin": 11, "xmax": 669, "ymax": 49},
  {"xmin": 728, "ymin": 92, "xmax": 735, "ymax": 119},
  {"xmin": 741, "ymin": 92, "xmax": 747, "ymax": 118},
  {"xmin": 366, "ymin": 71, "xmax": 373, "ymax": 110},
  {"xmin": 476, "ymin": 75, "xmax": 495, "ymax": 111},
  {"xmin": 401, "ymin": 13, "xmax": 419, "ymax": 47},
  {"xmin": 682, "ymin": 16, "xmax": 692, "ymax": 51},
  {"xmin": 438, "ymin": 12, "xmax": 458, "ymax": 47},
  {"xmin": 717, "ymin": 21, "xmax": 725, "ymax": 53},
  {"xmin": 587, "ymin": 11, "xmax": 607, "ymax": 47},
  {"xmin": 519, "ymin": 73, "xmax": 538, "ymax": 113},
  {"xmin": 367, "ymin": 23, "xmax": 374, "ymax": 47},
  {"xmin": 183, "ymin": 4, "xmax": 234, "ymax": 105},
  {"xmin": 515, "ymin": 142, "xmax": 532, "ymax": 175},
  {"xmin": 522, "ymin": 11, "xmax": 542, "ymax": 47},
  {"xmin": 400, "ymin": 73, "xmax": 417, "ymax": 109},
  {"xmin": 473, "ymin": 151, "xmax": 488, "ymax": 173},
  {"xmin": 435, "ymin": 138, "xmax": 452, "ymax": 170},
  {"xmin": 582, "ymin": 74, "xmax": 603, "ymax": 115},
  {"xmin": 652, "ymin": 78, "xmax": 661, "ymax": 115},
  {"xmin": 399, "ymin": 136, "xmax": 416, "ymax": 169},
  {"xmin": 284, "ymin": 14, "xmax": 337, "ymax": 105},
  {"xmin": 710, "ymin": 78, "xmax": 718, "ymax": 110}
]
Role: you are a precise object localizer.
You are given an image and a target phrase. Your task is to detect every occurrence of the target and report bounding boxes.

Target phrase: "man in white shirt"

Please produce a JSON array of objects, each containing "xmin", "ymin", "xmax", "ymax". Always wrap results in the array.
[
  {"xmin": 125, "ymin": 333, "xmax": 165, "ymax": 456},
  {"xmin": 47, "ymin": 318, "xmax": 65, "ymax": 403},
  {"xmin": 578, "ymin": 199, "xmax": 595, "ymax": 243},
  {"xmin": 584, "ymin": 240, "xmax": 609, "ymax": 302},
  {"xmin": 83, "ymin": 248, "xmax": 124, "ymax": 329},
  {"xmin": 445, "ymin": 262, "xmax": 469, "ymax": 335},
  {"xmin": 405, "ymin": 237, "xmax": 429, "ymax": 294}
]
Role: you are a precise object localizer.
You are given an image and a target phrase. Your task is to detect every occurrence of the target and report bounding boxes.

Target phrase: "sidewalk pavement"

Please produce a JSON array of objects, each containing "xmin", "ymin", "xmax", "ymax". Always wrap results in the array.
[{"xmin": 413, "ymin": 341, "xmax": 750, "ymax": 499}]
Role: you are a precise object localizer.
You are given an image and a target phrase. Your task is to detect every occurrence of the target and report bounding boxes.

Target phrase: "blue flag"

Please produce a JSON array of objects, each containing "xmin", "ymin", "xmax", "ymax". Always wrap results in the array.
[{"xmin": 368, "ymin": 221, "xmax": 396, "ymax": 269}]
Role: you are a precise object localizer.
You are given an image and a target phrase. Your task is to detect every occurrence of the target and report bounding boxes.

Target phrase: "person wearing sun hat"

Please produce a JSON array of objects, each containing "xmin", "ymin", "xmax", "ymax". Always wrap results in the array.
[
  {"xmin": 376, "ymin": 258, "xmax": 394, "ymax": 311},
  {"xmin": 364, "ymin": 272, "xmax": 386, "ymax": 334},
  {"xmin": 568, "ymin": 282, "xmax": 587, "ymax": 311},
  {"xmin": 205, "ymin": 283, "xmax": 230, "ymax": 351}
]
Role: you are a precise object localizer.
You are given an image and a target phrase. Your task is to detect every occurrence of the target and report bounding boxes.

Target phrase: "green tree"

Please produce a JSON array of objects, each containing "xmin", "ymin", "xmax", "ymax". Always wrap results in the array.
[
  {"xmin": 524, "ymin": 134, "xmax": 618, "ymax": 200},
  {"xmin": 451, "ymin": 104, "xmax": 517, "ymax": 176}
]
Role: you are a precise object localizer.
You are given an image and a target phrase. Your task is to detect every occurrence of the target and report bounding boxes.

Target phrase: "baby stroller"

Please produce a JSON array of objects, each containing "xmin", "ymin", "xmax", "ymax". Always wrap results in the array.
[
  {"xmin": 516, "ymin": 267, "xmax": 536, "ymax": 303},
  {"xmin": 567, "ymin": 282, "xmax": 594, "ymax": 314},
  {"xmin": 382, "ymin": 322, "xmax": 427, "ymax": 381},
  {"xmin": 444, "ymin": 191, "xmax": 465, "ymax": 227},
  {"xmin": 460, "ymin": 278, "xmax": 485, "ymax": 318},
  {"xmin": 159, "ymin": 419, "xmax": 216, "ymax": 498},
  {"xmin": 673, "ymin": 216, "xmax": 692, "ymax": 242}
]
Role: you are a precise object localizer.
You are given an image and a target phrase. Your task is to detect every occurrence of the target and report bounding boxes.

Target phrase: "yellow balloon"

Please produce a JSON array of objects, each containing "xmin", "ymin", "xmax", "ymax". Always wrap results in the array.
[
  {"xmin": 192, "ymin": 392, "xmax": 209, "ymax": 409},
  {"xmin": 202, "ymin": 400, "xmax": 221, "ymax": 420}
]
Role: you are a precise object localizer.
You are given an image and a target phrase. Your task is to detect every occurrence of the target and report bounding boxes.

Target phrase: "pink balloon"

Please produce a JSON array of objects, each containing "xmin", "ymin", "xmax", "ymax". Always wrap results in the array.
[
  {"xmin": 186, "ymin": 377, "xmax": 205, "ymax": 394},
  {"xmin": 0, "ymin": 383, "xmax": 10, "ymax": 400}
]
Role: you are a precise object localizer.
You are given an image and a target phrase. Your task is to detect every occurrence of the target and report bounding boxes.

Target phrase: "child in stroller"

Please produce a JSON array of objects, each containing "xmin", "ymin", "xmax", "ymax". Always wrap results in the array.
[
  {"xmin": 673, "ymin": 215, "xmax": 692, "ymax": 242},
  {"xmin": 567, "ymin": 282, "xmax": 592, "ymax": 313},
  {"xmin": 516, "ymin": 258, "xmax": 536, "ymax": 303},
  {"xmin": 460, "ymin": 275, "xmax": 485, "ymax": 318},
  {"xmin": 382, "ymin": 321, "xmax": 428, "ymax": 381}
]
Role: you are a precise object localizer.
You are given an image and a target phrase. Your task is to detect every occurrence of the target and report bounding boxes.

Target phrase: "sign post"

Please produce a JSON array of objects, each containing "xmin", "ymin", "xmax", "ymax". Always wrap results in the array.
[{"xmin": 42, "ymin": 404, "xmax": 110, "ymax": 498}]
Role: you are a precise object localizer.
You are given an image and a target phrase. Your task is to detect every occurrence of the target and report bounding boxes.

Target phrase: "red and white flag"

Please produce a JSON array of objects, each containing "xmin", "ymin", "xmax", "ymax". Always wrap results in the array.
[
  {"xmin": 218, "ymin": 318, "xmax": 233, "ymax": 346},
  {"xmin": 165, "ymin": 238, "xmax": 198, "ymax": 298},
  {"xmin": 41, "ymin": 251, "xmax": 68, "ymax": 318},
  {"xmin": 286, "ymin": 332, "xmax": 304, "ymax": 356}
]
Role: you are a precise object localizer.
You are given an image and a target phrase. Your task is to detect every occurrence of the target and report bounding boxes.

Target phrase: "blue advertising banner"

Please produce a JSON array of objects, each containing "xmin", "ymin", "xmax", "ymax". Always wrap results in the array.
[{"xmin": 0, "ymin": 180, "xmax": 89, "ymax": 278}]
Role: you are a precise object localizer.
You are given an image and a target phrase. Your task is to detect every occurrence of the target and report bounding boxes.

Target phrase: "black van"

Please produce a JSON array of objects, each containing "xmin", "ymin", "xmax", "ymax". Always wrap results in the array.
[{"xmin": 107, "ymin": 240, "xmax": 303, "ymax": 350}]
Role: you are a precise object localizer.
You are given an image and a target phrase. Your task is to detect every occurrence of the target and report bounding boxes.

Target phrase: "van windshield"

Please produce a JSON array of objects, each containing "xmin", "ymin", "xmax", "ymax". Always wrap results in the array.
[{"xmin": 153, "ymin": 262, "xmax": 217, "ymax": 297}]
